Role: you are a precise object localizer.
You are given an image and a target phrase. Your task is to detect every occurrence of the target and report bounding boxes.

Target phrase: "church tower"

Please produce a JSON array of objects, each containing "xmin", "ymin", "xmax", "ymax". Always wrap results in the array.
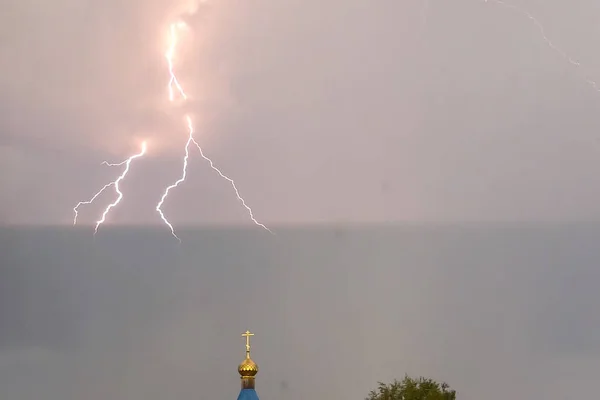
[{"xmin": 237, "ymin": 331, "xmax": 260, "ymax": 400}]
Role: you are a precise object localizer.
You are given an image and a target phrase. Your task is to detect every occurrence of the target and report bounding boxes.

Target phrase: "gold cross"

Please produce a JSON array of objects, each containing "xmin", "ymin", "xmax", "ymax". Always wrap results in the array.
[{"xmin": 242, "ymin": 330, "xmax": 254, "ymax": 356}]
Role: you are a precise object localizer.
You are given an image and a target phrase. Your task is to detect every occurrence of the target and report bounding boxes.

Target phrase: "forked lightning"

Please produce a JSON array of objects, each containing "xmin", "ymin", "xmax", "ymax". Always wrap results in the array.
[
  {"xmin": 75, "ymin": 0, "xmax": 593, "ymax": 236},
  {"xmin": 73, "ymin": 141, "xmax": 147, "ymax": 233},
  {"xmin": 155, "ymin": 20, "xmax": 272, "ymax": 241},
  {"xmin": 72, "ymin": 4, "xmax": 270, "ymax": 239}
]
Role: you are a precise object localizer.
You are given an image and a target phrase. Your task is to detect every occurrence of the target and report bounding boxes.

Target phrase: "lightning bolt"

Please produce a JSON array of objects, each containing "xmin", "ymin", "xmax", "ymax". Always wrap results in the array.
[
  {"xmin": 156, "ymin": 119, "xmax": 193, "ymax": 243},
  {"xmin": 94, "ymin": 142, "xmax": 147, "ymax": 233},
  {"xmin": 73, "ymin": 141, "xmax": 147, "ymax": 233},
  {"xmin": 72, "ymin": 12, "xmax": 269, "ymax": 238},
  {"xmin": 101, "ymin": 159, "xmax": 129, "ymax": 167},
  {"xmin": 187, "ymin": 116, "xmax": 273, "ymax": 234},
  {"xmin": 166, "ymin": 22, "xmax": 188, "ymax": 101},
  {"xmin": 420, "ymin": 1, "xmax": 600, "ymax": 91},
  {"xmin": 73, "ymin": 182, "xmax": 114, "ymax": 225},
  {"xmin": 156, "ymin": 19, "xmax": 272, "ymax": 240},
  {"xmin": 480, "ymin": 0, "xmax": 600, "ymax": 91}
]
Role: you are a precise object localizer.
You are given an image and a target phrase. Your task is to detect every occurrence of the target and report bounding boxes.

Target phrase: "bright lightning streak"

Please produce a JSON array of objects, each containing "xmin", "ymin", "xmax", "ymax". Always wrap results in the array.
[
  {"xmin": 156, "ymin": 18, "xmax": 272, "ymax": 239},
  {"xmin": 101, "ymin": 160, "xmax": 128, "ymax": 167},
  {"xmin": 481, "ymin": 0, "xmax": 600, "ymax": 91},
  {"xmin": 187, "ymin": 116, "xmax": 274, "ymax": 234},
  {"xmin": 93, "ymin": 141, "xmax": 147, "ymax": 234},
  {"xmin": 155, "ymin": 21, "xmax": 192, "ymax": 240},
  {"xmin": 154, "ymin": 21, "xmax": 194, "ymax": 240},
  {"xmin": 73, "ymin": 182, "xmax": 115, "ymax": 225},
  {"xmin": 166, "ymin": 22, "xmax": 188, "ymax": 102},
  {"xmin": 73, "ymin": 142, "xmax": 147, "ymax": 226},
  {"xmin": 156, "ymin": 122, "xmax": 194, "ymax": 242}
]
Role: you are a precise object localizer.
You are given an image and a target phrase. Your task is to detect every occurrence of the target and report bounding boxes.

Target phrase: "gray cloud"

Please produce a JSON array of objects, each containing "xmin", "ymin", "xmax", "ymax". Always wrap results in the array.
[
  {"xmin": 1, "ymin": 225, "xmax": 600, "ymax": 399},
  {"xmin": 2, "ymin": 1, "xmax": 600, "ymax": 225},
  {"xmin": 3, "ymin": 2, "xmax": 600, "ymax": 397}
]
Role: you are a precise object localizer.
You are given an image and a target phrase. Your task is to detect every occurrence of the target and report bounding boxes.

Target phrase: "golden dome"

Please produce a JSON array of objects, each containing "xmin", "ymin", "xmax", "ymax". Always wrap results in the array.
[
  {"xmin": 239, "ymin": 330, "xmax": 259, "ymax": 378},
  {"xmin": 238, "ymin": 357, "xmax": 259, "ymax": 377}
]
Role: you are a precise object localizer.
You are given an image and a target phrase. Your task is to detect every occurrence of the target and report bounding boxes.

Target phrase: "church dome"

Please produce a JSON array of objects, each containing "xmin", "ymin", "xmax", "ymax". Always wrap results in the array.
[
  {"xmin": 236, "ymin": 330, "xmax": 260, "ymax": 400},
  {"xmin": 238, "ymin": 357, "xmax": 259, "ymax": 377},
  {"xmin": 238, "ymin": 330, "xmax": 259, "ymax": 378}
]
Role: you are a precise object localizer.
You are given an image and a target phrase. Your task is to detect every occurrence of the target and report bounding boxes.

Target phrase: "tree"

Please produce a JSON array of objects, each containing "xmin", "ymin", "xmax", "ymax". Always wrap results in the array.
[{"xmin": 366, "ymin": 375, "xmax": 456, "ymax": 400}]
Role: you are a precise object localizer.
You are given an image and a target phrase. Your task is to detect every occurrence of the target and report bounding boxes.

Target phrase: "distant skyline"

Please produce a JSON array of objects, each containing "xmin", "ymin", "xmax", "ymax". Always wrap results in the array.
[{"xmin": 3, "ymin": 0, "xmax": 600, "ymax": 227}]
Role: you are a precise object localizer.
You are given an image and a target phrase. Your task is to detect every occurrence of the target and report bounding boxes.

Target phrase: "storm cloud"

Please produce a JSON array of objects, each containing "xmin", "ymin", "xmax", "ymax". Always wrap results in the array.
[{"xmin": 2, "ymin": 1, "xmax": 600, "ymax": 399}]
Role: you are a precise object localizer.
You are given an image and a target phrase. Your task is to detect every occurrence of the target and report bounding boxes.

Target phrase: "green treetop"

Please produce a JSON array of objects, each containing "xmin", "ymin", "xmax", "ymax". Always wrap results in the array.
[{"xmin": 366, "ymin": 375, "xmax": 456, "ymax": 400}]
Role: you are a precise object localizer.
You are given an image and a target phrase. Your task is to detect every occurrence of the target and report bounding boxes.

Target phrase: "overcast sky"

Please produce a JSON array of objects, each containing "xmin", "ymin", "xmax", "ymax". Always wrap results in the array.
[
  {"xmin": 3, "ymin": 0, "xmax": 600, "ymax": 225},
  {"xmin": 2, "ymin": 1, "xmax": 600, "ymax": 400},
  {"xmin": 2, "ymin": 225, "xmax": 600, "ymax": 400}
]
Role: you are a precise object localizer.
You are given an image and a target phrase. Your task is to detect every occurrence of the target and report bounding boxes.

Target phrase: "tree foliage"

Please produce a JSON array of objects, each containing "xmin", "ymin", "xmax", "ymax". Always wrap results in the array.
[{"xmin": 366, "ymin": 375, "xmax": 456, "ymax": 400}]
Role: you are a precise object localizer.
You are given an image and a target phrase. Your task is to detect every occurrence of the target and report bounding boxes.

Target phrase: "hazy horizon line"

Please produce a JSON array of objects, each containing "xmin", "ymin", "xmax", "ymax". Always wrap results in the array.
[{"xmin": 4, "ymin": 220, "xmax": 600, "ymax": 230}]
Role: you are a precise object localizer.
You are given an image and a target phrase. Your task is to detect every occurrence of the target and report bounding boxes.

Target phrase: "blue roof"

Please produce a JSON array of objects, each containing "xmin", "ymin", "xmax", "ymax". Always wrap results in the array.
[{"xmin": 237, "ymin": 389, "xmax": 260, "ymax": 400}]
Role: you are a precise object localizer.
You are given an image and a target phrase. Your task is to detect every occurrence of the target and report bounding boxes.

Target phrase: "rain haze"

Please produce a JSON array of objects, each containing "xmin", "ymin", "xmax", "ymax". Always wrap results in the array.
[{"xmin": 1, "ymin": 0, "xmax": 600, "ymax": 399}]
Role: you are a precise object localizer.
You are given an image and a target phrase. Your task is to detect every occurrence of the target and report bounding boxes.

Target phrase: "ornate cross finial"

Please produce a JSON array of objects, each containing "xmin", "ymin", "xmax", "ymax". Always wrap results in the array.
[{"xmin": 242, "ymin": 330, "xmax": 254, "ymax": 358}]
